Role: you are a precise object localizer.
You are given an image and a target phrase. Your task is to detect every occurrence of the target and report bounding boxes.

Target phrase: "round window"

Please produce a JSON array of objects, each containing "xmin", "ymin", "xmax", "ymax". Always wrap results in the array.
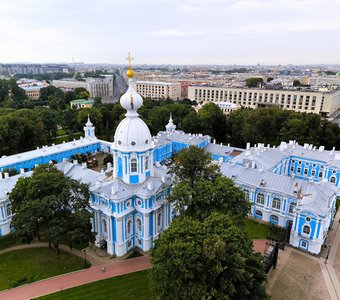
[
  {"xmin": 118, "ymin": 141, "xmax": 121, "ymax": 145},
  {"xmin": 131, "ymin": 141, "xmax": 136, "ymax": 146},
  {"xmin": 126, "ymin": 200, "xmax": 131, "ymax": 208},
  {"xmin": 137, "ymin": 199, "xmax": 142, "ymax": 206},
  {"xmin": 145, "ymin": 140, "xmax": 148, "ymax": 144},
  {"xmin": 306, "ymin": 216, "xmax": 311, "ymax": 222}
]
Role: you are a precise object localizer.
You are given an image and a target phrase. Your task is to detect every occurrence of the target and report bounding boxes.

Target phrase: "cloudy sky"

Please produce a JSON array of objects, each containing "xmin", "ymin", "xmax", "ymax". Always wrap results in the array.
[{"xmin": 0, "ymin": 0, "xmax": 339, "ymax": 65}]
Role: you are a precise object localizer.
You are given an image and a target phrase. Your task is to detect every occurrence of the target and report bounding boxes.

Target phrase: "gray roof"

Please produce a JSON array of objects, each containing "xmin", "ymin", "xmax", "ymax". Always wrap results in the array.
[
  {"xmin": 0, "ymin": 171, "xmax": 32, "ymax": 200},
  {"xmin": 205, "ymin": 143, "xmax": 244, "ymax": 157},
  {"xmin": 154, "ymin": 131, "xmax": 210, "ymax": 147}
]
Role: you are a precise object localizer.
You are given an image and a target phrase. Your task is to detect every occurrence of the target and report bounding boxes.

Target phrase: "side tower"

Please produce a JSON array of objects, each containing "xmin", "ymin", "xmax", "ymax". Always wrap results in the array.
[
  {"xmin": 84, "ymin": 115, "xmax": 96, "ymax": 138},
  {"xmin": 112, "ymin": 53, "xmax": 154, "ymax": 184}
]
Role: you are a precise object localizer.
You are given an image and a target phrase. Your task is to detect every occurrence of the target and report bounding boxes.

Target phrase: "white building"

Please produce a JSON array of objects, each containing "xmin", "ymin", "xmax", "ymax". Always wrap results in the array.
[
  {"xmin": 188, "ymin": 85, "xmax": 340, "ymax": 117},
  {"xmin": 135, "ymin": 81, "xmax": 181, "ymax": 100}
]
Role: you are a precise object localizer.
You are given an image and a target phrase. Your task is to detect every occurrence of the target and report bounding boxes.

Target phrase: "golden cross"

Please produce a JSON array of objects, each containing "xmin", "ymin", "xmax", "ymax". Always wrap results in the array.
[{"xmin": 126, "ymin": 52, "xmax": 133, "ymax": 68}]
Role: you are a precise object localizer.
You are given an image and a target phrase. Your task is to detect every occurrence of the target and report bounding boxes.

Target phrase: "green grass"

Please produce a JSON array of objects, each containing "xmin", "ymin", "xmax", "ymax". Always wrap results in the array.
[
  {"xmin": 36, "ymin": 270, "xmax": 152, "ymax": 300},
  {"xmin": 0, "ymin": 247, "xmax": 89, "ymax": 291},
  {"xmin": 0, "ymin": 234, "xmax": 20, "ymax": 251},
  {"xmin": 246, "ymin": 218, "xmax": 271, "ymax": 239}
]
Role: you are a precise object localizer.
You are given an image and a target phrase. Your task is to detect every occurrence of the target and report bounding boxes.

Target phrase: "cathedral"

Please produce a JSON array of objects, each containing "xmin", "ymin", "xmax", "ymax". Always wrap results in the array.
[{"xmin": 0, "ymin": 59, "xmax": 339, "ymax": 256}]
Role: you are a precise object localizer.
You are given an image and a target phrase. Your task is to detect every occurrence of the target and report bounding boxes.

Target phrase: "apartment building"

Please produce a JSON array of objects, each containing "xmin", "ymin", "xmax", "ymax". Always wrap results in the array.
[
  {"xmin": 52, "ymin": 78, "xmax": 113, "ymax": 100},
  {"xmin": 188, "ymin": 86, "xmax": 340, "ymax": 117},
  {"xmin": 135, "ymin": 81, "xmax": 181, "ymax": 100}
]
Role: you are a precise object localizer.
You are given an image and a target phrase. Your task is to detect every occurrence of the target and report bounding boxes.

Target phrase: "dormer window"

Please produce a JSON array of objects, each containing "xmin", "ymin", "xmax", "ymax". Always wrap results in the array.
[{"xmin": 131, "ymin": 159, "xmax": 137, "ymax": 173}]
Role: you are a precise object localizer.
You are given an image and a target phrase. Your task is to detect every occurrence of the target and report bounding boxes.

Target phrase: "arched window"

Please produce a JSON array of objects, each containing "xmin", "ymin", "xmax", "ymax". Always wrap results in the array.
[
  {"xmin": 330, "ymin": 176, "xmax": 336, "ymax": 184},
  {"xmin": 272, "ymin": 198, "xmax": 281, "ymax": 210},
  {"xmin": 136, "ymin": 218, "xmax": 142, "ymax": 234},
  {"xmin": 6, "ymin": 205, "xmax": 11, "ymax": 217},
  {"xmin": 127, "ymin": 219, "xmax": 133, "ymax": 236},
  {"xmin": 130, "ymin": 158, "xmax": 137, "ymax": 173},
  {"xmin": 157, "ymin": 212, "xmax": 162, "ymax": 229},
  {"xmin": 256, "ymin": 193, "xmax": 265, "ymax": 205},
  {"xmin": 145, "ymin": 156, "xmax": 149, "ymax": 170},
  {"xmin": 243, "ymin": 190, "xmax": 250, "ymax": 200},
  {"xmin": 270, "ymin": 215, "xmax": 279, "ymax": 224},
  {"xmin": 303, "ymin": 225, "xmax": 310, "ymax": 235},
  {"xmin": 255, "ymin": 210, "xmax": 263, "ymax": 218},
  {"xmin": 289, "ymin": 203, "xmax": 296, "ymax": 214},
  {"xmin": 102, "ymin": 219, "xmax": 107, "ymax": 234}
]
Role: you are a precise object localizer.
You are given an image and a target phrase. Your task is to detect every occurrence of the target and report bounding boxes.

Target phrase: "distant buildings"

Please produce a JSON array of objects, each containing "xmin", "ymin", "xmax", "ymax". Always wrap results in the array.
[
  {"xmin": 52, "ymin": 78, "xmax": 114, "ymax": 100},
  {"xmin": 135, "ymin": 81, "xmax": 181, "ymax": 100},
  {"xmin": 22, "ymin": 86, "xmax": 42, "ymax": 100},
  {"xmin": 188, "ymin": 86, "xmax": 340, "ymax": 117},
  {"xmin": 0, "ymin": 63, "xmax": 72, "ymax": 75}
]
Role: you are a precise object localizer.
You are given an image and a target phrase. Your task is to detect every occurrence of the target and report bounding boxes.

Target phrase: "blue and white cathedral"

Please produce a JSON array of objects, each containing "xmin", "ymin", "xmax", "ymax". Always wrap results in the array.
[{"xmin": 1, "ymin": 58, "xmax": 340, "ymax": 256}]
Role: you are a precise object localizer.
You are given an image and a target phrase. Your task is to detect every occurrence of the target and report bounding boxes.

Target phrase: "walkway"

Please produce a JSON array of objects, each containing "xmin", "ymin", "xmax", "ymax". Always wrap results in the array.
[
  {"xmin": 0, "ymin": 242, "xmax": 102, "ymax": 267},
  {"xmin": 320, "ymin": 207, "xmax": 340, "ymax": 300},
  {"xmin": 0, "ymin": 255, "xmax": 151, "ymax": 300}
]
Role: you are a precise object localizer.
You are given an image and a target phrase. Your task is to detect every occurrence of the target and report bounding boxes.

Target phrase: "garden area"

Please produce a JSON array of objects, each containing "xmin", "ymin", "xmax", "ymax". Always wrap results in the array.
[
  {"xmin": 36, "ymin": 270, "xmax": 151, "ymax": 300},
  {"xmin": 246, "ymin": 218, "xmax": 286, "ymax": 241},
  {"xmin": 0, "ymin": 248, "xmax": 89, "ymax": 291}
]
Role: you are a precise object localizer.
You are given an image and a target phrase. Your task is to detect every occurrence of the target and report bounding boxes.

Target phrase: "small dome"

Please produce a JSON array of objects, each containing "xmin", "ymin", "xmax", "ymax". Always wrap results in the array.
[
  {"xmin": 120, "ymin": 80, "xmax": 143, "ymax": 117},
  {"xmin": 127, "ymin": 68, "xmax": 134, "ymax": 78},
  {"xmin": 114, "ymin": 117, "xmax": 152, "ymax": 151}
]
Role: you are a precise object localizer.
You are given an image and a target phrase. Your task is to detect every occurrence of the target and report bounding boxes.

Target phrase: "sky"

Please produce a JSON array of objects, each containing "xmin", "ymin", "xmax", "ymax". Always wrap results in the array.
[{"xmin": 0, "ymin": 0, "xmax": 340, "ymax": 65}]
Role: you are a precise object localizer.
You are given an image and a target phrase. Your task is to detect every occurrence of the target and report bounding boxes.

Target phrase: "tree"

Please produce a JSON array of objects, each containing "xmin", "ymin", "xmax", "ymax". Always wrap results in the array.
[
  {"xmin": 246, "ymin": 77, "xmax": 263, "ymax": 88},
  {"xmin": 10, "ymin": 164, "xmax": 95, "ymax": 254},
  {"xmin": 198, "ymin": 102, "xmax": 227, "ymax": 142},
  {"xmin": 293, "ymin": 80, "xmax": 301, "ymax": 87},
  {"xmin": 74, "ymin": 87, "xmax": 90, "ymax": 99},
  {"xmin": 151, "ymin": 213, "xmax": 267, "ymax": 300},
  {"xmin": 170, "ymin": 146, "xmax": 220, "ymax": 186}
]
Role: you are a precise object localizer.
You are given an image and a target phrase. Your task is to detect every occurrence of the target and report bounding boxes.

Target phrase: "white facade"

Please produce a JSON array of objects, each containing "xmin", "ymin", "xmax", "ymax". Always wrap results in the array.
[
  {"xmin": 135, "ymin": 81, "xmax": 181, "ymax": 100},
  {"xmin": 188, "ymin": 85, "xmax": 340, "ymax": 117}
]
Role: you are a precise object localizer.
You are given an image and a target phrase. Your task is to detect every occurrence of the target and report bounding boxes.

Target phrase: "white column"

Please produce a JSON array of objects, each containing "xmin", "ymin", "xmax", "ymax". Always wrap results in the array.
[{"xmin": 115, "ymin": 217, "xmax": 126, "ymax": 257}]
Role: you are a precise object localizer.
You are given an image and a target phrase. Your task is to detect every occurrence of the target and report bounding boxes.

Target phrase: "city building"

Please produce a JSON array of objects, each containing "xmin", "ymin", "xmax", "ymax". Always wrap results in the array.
[
  {"xmin": 135, "ymin": 81, "xmax": 181, "ymax": 100},
  {"xmin": 70, "ymin": 99, "xmax": 94, "ymax": 109},
  {"xmin": 52, "ymin": 78, "xmax": 114, "ymax": 100},
  {"xmin": 188, "ymin": 85, "xmax": 340, "ymax": 117},
  {"xmin": 195, "ymin": 101, "xmax": 240, "ymax": 115},
  {"xmin": 22, "ymin": 86, "xmax": 42, "ymax": 100},
  {"xmin": 0, "ymin": 63, "xmax": 72, "ymax": 75},
  {"xmin": 308, "ymin": 76, "xmax": 340, "ymax": 87},
  {"xmin": 1, "ymin": 61, "xmax": 339, "ymax": 256}
]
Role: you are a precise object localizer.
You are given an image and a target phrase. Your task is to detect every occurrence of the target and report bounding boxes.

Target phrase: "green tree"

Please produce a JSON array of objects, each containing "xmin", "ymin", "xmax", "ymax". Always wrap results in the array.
[
  {"xmin": 198, "ymin": 102, "xmax": 227, "ymax": 142},
  {"xmin": 246, "ymin": 77, "xmax": 263, "ymax": 87},
  {"xmin": 74, "ymin": 87, "xmax": 90, "ymax": 99},
  {"xmin": 10, "ymin": 164, "xmax": 95, "ymax": 254},
  {"xmin": 151, "ymin": 213, "xmax": 267, "ymax": 300},
  {"xmin": 293, "ymin": 80, "xmax": 301, "ymax": 86}
]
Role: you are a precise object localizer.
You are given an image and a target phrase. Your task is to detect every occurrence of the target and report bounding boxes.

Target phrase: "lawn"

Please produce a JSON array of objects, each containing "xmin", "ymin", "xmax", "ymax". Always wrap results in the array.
[
  {"xmin": 336, "ymin": 198, "xmax": 340, "ymax": 213},
  {"xmin": 36, "ymin": 270, "xmax": 152, "ymax": 300},
  {"xmin": 246, "ymin": 218, "xmax": 271, "ymax": 239},
  {"xmin": 0, "ymin": 247, "xmax": 89, "ymax": 291}
]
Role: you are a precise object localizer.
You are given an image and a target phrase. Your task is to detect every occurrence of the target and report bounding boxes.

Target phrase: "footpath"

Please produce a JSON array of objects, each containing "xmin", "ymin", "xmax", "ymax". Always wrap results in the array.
[{"xmin": 0, "ymin": 255, "xmax": 151, "ymax": 300}]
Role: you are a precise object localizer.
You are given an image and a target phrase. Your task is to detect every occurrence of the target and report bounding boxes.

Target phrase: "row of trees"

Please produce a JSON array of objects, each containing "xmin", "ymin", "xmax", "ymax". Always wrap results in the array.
[{"xmin": 151, "ymin": 146, "xmax": 267, "ymax": 299}]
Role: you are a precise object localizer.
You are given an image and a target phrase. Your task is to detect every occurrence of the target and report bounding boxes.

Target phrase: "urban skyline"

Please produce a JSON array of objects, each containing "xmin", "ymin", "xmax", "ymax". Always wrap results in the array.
[{"xmin": 0, "ymin": 0, "xmax": 340, "ymax": 65}]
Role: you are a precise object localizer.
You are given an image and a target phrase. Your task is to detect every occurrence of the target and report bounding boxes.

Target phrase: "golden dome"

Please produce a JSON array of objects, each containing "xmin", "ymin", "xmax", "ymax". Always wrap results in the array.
[{"xmin": 127, "ymin": 68, "xmax": 134, "ymax": 78}]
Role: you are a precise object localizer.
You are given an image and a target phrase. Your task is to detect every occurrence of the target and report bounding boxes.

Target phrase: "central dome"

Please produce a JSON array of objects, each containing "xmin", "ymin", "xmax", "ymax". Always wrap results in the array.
[{"xmin": 114, "ymin": 117, "xmax": 152, "ymax": 151}]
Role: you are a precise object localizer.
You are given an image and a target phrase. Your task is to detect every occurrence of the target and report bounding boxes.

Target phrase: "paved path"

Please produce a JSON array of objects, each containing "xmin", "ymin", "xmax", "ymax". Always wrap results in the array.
[
  {"xmin": 320, "ymin": 207, "xmax": 340, "ymax": 300},
  {"xmin": 0, "ymin": 243, "xmax": 102, "ymax": 267},
  {"xmin": 0, "ymin": 255, "xmax": 151, "ymax": 300}
]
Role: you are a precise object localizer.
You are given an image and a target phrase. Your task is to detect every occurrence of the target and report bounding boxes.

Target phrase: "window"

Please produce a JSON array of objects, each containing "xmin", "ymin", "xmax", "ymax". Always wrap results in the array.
[
  {"xmin": 102, "ymin": 219, "xmax": 107, "ymax": 233},
  {"xmin": 289, "ymin": 203, "xmax": 296, "ymax": 214},
  {"xmin": 255, "ymin": 210, "xmax": 263, "ymax": 218},
  {"xmin": 126, "ymin": 200, "xmax": 131, "ymax": 208},
  {"xmin": 6, "ymin": 205, "xmax": 11, "ymax": 217},
  {"xmin": 272, "ymin": 198, "xmax": 281, "ymax": 210},
  {"xmin": 157, "ymin": 212, "xmax": 162, "ymax": 230},
  {"xmin": 301, "ymin": 240, "xmax": 307, "ymax": 248},
  {"xmin": 256, "ymin": 193, "xmax": 265, "ymax": 205},
  {"xmin": 243, "ymin": 189, "xmax": 250, "ymax": 200},
  {"xmin": 136, "ymin": 218, "xmax": 142, "ymax": 233},
  {"xmin": 131, "ymin": 158, "xmax": 137, "ymax": 173},
  {"xmin": 127, "ymin": 219, "xmax": 133, "ymax": 236},
  {"xmin": 303, "ymin": 225, "xmax": 310, "ymax": 235},
  {"xmin": 330, "ymin": 176, "xmax": 336, "ymax": 184},
  {"xmin": 270, "ymin": 215, "xmax": 279, "ymax": 223},
  {"xmin": 145, "ymin": 156, "xmax": 149, "ymax": 170}
]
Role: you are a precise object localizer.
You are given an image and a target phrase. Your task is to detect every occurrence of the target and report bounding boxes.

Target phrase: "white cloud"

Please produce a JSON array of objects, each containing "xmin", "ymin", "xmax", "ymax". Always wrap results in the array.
[{"xmin": 148, "ymin": 29, "xmax": 215, "ymax": 37}]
